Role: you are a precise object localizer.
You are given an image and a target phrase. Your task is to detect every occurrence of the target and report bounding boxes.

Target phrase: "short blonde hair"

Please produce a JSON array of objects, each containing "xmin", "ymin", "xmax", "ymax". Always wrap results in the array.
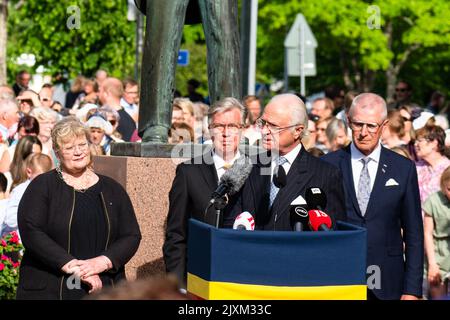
[
  {"xmin": 29, "ymin": 106, "xmax": 59, "ymax": 123},
  {"xmin": 51, "ymin": 116, "xmax": 90, "ymax": 152}
]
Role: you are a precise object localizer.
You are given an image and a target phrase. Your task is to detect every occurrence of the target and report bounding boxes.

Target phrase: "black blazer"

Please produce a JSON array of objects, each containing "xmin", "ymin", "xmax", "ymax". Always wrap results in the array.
[
  {"xmin": 233, "ymin": 146, "xmax": 346, "ymax": 231},
  {"xmin": 163, "ymin": 153, "xmax": 239, "ymax": 285},
  {"xmin": 16, "ymin": 170, "xmax": 141, "ymax": 300},
  {"xmin": 322, "ymin": 145, "xmax": 423, "ymax": 299}
]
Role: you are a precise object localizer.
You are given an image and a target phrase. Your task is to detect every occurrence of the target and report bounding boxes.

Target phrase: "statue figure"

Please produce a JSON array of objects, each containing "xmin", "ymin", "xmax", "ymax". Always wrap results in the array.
[{"xmin": 135, "ymin": 0, "xmax": 241, "ymax": 142}]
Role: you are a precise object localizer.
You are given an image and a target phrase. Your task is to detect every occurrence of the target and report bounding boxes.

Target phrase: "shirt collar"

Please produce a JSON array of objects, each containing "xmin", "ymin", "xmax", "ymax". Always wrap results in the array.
[
  {"xmin": 0, "ymin": 124, "xmax": 9, "ymax": 142},
  {"xmin": 275, "ymin": 143, "xmax": 302, "ymax": 165},
  {"xmin": 350, "ymin": 141, "xmax": 381, "ymax": 163},
  {"xmin": 213, "ymin": 150, "xmax": 241, "ymax": 171}
]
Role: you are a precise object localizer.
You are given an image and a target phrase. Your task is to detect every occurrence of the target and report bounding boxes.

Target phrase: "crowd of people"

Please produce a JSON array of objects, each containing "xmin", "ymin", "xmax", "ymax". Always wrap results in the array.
[{"xmin": 0, "ymin": 67, "xmax": 449, "ymax": 300}]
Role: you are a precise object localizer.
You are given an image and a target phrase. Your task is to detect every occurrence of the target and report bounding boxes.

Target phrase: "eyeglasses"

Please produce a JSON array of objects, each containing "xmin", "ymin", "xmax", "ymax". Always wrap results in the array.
[
  {"xmin": 395, "ymin": 88, "xmax": 408, "ymax": 92},
  {"xmin": 414, "ymin": 138, "xmax": 430, "ymax": 144},
  {"xmin": 108, "ymin": 119, "xmax": 117, "ymax": 126},
  {"xmin": 61, "ymin": 142, "xmax": 89, "ymax": 154},
  {"xmin": 255, "ymin": 118, "xmax": 301, "ymax": 134},
  {"xmin": 349, "ymin": 120, "xmax": 384, "ymax": 133},
  {"xmin": 125, "ymin": 91, "xmax": 139, "ymax": 95},
  {"xmin": 209, "ymin": 123, "xmax": 242, "ymax": 133}
]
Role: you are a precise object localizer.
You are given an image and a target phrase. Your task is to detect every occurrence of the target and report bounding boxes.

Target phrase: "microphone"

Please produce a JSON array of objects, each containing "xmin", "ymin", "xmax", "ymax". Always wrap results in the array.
[
  {"xmin": 305, "ymin": 187, "xmax": 327, "ymax": 211},
  {"xmin": 308, "ymin": 210, "xmax": 332, "ymax": 231},
  {"xmin": 232, "ymin": 212, "xmax": 255, "ymax": 230},
  {"xmin": 210, "ymin": 156, "xmax": 253, "ymax": 205},
  {"xmin": 289, "ymin": 195, "xmax": 309, "ymax": 231}
]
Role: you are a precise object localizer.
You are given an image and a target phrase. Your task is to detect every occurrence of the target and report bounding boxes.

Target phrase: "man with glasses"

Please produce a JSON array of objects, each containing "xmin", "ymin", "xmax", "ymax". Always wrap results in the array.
[
  {"xmin": 231, "ymin": 93, "xmax": 346, "ymax": 231},
  {"xmin": 322, "ymin": 93, "xmax": 423, "ymax": 300},
  {"xmin": 163, "ymin": 97, "xmax": 245, "ymax": 287},
  {"xmin": 388, "ymin": 80, "xmax": 419, "ymax": 110}
]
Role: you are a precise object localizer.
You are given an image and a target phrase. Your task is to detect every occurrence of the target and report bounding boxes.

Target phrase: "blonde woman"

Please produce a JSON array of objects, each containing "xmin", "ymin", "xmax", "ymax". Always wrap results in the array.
[{"xmin": 16, "ymin": 117, "xmax": 141, "ymax": 299}]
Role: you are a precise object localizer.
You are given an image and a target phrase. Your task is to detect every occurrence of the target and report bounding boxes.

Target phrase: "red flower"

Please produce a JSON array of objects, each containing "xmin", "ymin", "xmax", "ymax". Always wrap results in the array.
[
  {"xmin": 0, "ymin": 263, "xmax": 4, "ymax": 271},
  {"xmin": 9, "ymin": 232, "xmax": 19, "ymax": 244},
  {"xmin": 1, "ymin": 240, "xmax": 6, "ymax": 247},
  {"xmin": 12, "ymin": 262, "xmax": 20, "ymax": 268},
  {"xmin": 1, "ymin": 255, "xmax": 10, "ymax": 261}
]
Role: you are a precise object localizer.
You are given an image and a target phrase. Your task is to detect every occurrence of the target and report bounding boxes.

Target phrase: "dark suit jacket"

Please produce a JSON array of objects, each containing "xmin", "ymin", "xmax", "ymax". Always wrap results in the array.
[
  {"xmin": 322, "ymin": 145, "xmax": 424, "ymax": 299},
  {"xmin": 234, "ymin": 146, "xmax": 346, "ymax": 231},
  {"xmin": 163, "ymin": 152, "xmax": 239, "ymax": 285}
]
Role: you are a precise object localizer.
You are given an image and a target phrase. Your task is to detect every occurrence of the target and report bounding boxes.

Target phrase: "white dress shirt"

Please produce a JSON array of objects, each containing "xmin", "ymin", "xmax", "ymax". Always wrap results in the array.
[
  {"xmin": 213, "ymin": 151, "xmax": 241, "ymax": 181},
  {"xmin": 350, "ymin": 142, "xmax": 382, "ymax": 194},
  {"xmin": 271, "ymin": 143, "xmax": 302, "ymax": 179}
]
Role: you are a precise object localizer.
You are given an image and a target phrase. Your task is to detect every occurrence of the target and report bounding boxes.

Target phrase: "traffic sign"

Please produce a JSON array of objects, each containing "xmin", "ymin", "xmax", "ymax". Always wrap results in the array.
[{"xmin": 177, "ymin": 50, "xmax": 189, "ymax": 66}]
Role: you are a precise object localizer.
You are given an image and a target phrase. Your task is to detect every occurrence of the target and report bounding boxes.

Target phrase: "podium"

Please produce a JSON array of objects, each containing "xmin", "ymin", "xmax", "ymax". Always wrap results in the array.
[{"xmin": 187, "ymin": 219, "xmax": 367, "ymax": 300}]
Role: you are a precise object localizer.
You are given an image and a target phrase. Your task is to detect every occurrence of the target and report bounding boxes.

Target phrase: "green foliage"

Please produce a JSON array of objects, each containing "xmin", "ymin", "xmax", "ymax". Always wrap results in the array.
[
  {"xmin": 0, "ymin": 231, "xmax": 23, "ymax": 300},
  {"xmin": 7, "ymin": 0, "xmax": 136, "ymax": 80}
]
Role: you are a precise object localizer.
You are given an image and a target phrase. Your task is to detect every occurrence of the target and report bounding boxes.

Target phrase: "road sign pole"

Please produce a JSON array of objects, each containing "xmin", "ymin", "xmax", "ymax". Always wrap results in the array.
[{"xmin": 299, "ymin": 19, "xmax": 305, "ymax": 96}]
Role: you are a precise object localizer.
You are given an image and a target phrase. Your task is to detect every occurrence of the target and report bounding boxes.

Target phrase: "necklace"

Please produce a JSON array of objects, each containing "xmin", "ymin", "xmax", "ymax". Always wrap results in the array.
[{"xmin": 56, "ymin": 166, "xmax": 94, "ymax": 193}]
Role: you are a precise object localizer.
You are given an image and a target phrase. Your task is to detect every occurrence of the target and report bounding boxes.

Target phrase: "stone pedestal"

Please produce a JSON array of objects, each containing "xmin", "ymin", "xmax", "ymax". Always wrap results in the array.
[{"xmin": 93, "ymin": 153, "xmax": 184, "ymax": 280}]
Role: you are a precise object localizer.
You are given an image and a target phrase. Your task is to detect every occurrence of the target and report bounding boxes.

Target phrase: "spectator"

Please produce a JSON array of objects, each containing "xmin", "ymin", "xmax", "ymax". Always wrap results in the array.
[
  {"xmin": 185, "ymin": 78, "xmax": 204, "ymax": 103},
  {"xmin": 310, "ymin": 97, "xmax": 334, "ymax": 121},
  {"xmin": 0, "ymin": 85, "xmax": 15, "ymax": 100},
  {"xmin": 95, "ymin": 69, "xmax": 108, "ymax": 87},
  {"xmin": 99, "ymin": 106, "xmax": 125, "ymax": 144},
  {"xmin": 302, "ymin": 119, "xmax": 317, "ymax": 150},
  {"xmin": 381, "ymin": 110, "xmax": 407, "ymax": 149},
  {"xmin": 99, "ymin": 78, "xmax": 135, "ymax": 142},
  {"xmin": 1, "ymin": 153, "xmax": 52, "ymax": 237},
  {"xmin": 39, "ymin": 84, "xmax": 54, "ymax": 108},
  {"xmin": 426, "ymin": 91, "xmax": 445, "ymax": 115},
  {"xmin": 29, "ymin": 107, "xmax": 59, "ymax": 164},
  {"xmin": 0, "ymin": 98, "xmax": 20, "ymax": 144},
  {"xmin": 85, "ymin": 112, "xmax": 113, "ymax": 155},
  {"xmin": 65, "ymin": 75, "xmax": 85, "ymax": 109},
  {"xmin": 326, "ymin": 118, "xmax": 350, "ymax": 152},
  {"xmin": 0, "ymin": 173, "xmax": 9, "ymax": 231},
  {"xmin": 315, "ymin": 117, "xmax": 333, "ymax": 153},
  {"xmin": 120, "ymin": 78, "xmax": 139, "ymax": 123},
  {"xmin": 13, "ymin": 70, "xmax": 31, "ymax": 97},
  {"xmin": 168, "ymin": 122, "xmax": 194, "ymax": 144},
  {"xmin": 9, "ymin": 135, "xmax": 42, "ymax": 190},
  {"xmin": 388, "ymin": 80, "xmax": 419, "ymax": 110},
  {"xmin": 423, "ymin": 166, "xmax": 450, "ymax": 299},
  {"xmin": 16, "ymin": 89, "xmax": 40, "ymax": 115},
  {"xmin": 171, "ymin": 104, "xmax": 185, "ymax": 125},
  {"xmin": 415, "ymin": 125, "xmax": 450, "ymax": 207},
  {"xmin": 243, "ymin": 95, "xmax": 262, "ymax": 121},
  {"xmin": 324, "ymin": 85, "xmax": 345, "ymax": 116}
]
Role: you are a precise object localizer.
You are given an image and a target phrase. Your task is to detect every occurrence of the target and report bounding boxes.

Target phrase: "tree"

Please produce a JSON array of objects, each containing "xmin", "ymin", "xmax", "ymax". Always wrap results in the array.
[
  {"xmin": 257, "ymin": 0, "xmax": 450, "ymax": 103},
  {"xmin": 0, "ymin": 0, "xmax": 7, "ymax": 84},
  {"xmin": 7, "ymin": 0, "xmax": 136, "ymax": 80}
]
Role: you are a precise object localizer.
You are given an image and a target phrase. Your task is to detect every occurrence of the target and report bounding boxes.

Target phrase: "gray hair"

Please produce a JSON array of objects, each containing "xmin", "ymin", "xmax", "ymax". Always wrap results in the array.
[
  {"xmin": 326, "ymin": 118, "xmax": 348, "ymax": 142},
  {"xmin": 268, "ymin": 93, "xmax": 309, "ymax": 130},
  {"xmin": 29, "ymin": 106, "xmax": 59, "ymax": 122},
  {"xmin": 0, "ymin": 98, "xmax": 18, "ymax": 113},
  {"xmin": 208, "ymin": 97, "xmax": 246, "ymax": 125},
  {"xmin": 99, "ymin": 105, "xmax": 121, "ymax": 122},
  {"xmin": 348, "ymin": 93, "xmax": 387, "ymax": 121}
]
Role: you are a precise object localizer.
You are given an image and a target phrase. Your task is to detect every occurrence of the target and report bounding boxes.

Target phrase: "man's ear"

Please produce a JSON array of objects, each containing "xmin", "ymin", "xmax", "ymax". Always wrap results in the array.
[{"xmin": 25, "ymin": 167, "xmax": 33, "ymax": 179}]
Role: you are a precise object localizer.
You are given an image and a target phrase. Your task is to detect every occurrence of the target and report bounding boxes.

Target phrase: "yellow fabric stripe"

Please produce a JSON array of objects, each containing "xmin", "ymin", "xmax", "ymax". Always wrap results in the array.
[{"xmin": 187, "ymin": 273, "xmax": 367, "ymax": 300}]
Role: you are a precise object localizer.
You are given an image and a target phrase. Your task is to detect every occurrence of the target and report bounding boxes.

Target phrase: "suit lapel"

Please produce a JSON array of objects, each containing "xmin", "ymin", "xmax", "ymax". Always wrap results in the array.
[
  {"xmin": 341, "ymin": 146, "xmax": 363, "ymax": 217},
  {"xmin": 273, "ymin": 147, "xmax": 314, "ymax": 222},
  {"xmin": 199, "ymin": 152, "xmax": 218, "ymax": 190}
]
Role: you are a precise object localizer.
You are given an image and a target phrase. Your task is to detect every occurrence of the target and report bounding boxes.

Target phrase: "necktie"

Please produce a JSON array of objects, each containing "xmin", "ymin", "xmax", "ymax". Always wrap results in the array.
[
  {"xmin": 223, "ymin": 162, "xmax": 232, "ymax": 170},
  {"xmin": 269, "ymin": 156, "xmax": 288, "ymax": 207},
  {"xmin": 357, "ymin": 157, "xmax": 371, "ymax": 216}
]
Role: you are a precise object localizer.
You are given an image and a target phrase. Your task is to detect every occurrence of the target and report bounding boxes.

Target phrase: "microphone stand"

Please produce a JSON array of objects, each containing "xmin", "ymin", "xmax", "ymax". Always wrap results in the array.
[{"xmin": 204, "ymin": 195, "xmax": 229, "ymax": 228}]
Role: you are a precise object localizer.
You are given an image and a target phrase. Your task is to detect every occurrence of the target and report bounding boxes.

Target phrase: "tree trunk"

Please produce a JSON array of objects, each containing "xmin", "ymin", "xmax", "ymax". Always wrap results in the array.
[
  {"xmin": 340, "ymin": 49, "xmax": 354, "ymax": 90},
  {"xmin": 0, "ymin": 0, "xmax": 7, "ymax": 85}
]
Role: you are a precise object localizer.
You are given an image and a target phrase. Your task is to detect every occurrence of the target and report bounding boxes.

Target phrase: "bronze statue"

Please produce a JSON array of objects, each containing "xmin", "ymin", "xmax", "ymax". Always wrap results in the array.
[{"xmin": 135, "ymin": 0, "xmax": 241, "ymax": 143}]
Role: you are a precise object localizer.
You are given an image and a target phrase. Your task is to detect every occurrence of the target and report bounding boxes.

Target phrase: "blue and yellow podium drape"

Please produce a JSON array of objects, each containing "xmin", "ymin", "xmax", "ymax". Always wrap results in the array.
[{"xmin": 187, "ymin": 219, "xmax": 367, "ymax": 300}]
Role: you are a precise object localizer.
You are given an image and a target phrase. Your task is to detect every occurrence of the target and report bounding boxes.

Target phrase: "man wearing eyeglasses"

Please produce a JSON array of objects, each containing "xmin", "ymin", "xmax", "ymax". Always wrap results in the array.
[
  {"xmin": 322, "ymin": 93, "xmax": 423, "ymax": 300},
  {"xmin": 163, "ymin": 97, "xmax": 245, "ymax": 287},
  {"xmin": 388, "ymin": 80, "xmax": 419, "ymax": 110},
  {"xmin": 231, "ymin": 93, "xmax": 346, "ymax": 231}
]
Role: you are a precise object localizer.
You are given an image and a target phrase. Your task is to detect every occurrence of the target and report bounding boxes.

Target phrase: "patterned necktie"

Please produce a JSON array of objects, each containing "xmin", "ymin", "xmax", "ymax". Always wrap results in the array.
[
  {"xmin": 269, "ymin": 156, "xmax": 288, "ymax": 207},
  {"xmin": 357, "ymin": 157, "xmax": 371, "ymax": 216}
]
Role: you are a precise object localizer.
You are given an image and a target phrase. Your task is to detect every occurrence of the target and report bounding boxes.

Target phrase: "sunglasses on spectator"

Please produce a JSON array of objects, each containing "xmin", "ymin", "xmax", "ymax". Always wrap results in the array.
[{"xmin": 395, "ymin": 88, "xmax": 408, "ymax": 92}]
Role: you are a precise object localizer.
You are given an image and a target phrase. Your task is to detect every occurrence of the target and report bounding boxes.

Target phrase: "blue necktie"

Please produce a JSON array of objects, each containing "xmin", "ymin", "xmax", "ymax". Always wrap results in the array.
[
  {"xmin": 357, "ymin": 158, "xmax": 371, "ymax": 216},
  {"xmin": 269, "ymin": 156, "xmax": 288, "ymax": 207}
]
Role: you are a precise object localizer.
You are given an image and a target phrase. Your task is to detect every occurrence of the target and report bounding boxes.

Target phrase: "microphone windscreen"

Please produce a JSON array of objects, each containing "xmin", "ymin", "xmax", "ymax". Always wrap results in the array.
[
  {"xmin": 308, "ymin": 210, "xmax": 332, "ymax": 231},
  {"xmin": 233, "ymin": 212, "xmax": 255, "ymax": 230},
  {"xmin": 305, "ymin": 187, "xmax": 327, "ymax": 210}
]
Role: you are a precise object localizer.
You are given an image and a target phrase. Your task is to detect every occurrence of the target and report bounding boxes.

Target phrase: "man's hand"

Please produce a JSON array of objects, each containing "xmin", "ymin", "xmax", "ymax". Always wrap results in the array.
[{"xmin": 61, "ymin": 259, "xmax": 82, "ymax": 274}]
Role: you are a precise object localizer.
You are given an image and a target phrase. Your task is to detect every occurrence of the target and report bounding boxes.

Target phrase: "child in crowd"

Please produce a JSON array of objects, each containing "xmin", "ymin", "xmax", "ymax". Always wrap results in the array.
[
  {"xmin": 1, "ymin": 153, "xmax": 52, "ymax": 237},
  {"xmin": 423, "ymin": 165, "xmax": 450, "ymax": 299}
]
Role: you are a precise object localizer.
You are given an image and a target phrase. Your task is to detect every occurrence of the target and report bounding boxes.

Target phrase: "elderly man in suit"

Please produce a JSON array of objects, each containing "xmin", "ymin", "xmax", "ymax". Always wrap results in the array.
[
  {"xmin": 163, "ymin": 97, "xmax": 245, "ymax": 287},
  {"xmin": 322, "ymin": 93, "xmax": 423, "ymax": 300},
  {"xmin": 233, "ymin": 93, "xmax": 346, "ymax": 231}
]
